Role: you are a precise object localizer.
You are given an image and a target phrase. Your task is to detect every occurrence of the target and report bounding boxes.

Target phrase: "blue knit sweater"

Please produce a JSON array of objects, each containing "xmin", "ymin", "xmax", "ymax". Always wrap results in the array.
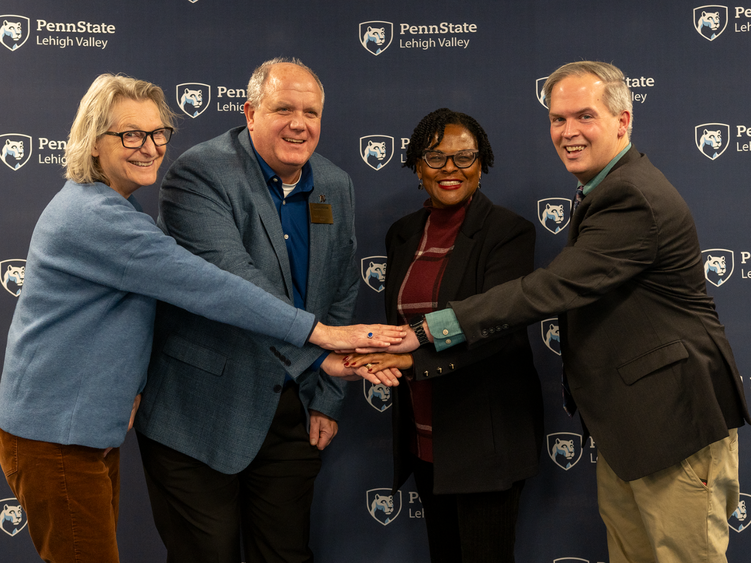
[{"xmin": 0, "ymin": 181, "xmax": 315, "ymax": 448}]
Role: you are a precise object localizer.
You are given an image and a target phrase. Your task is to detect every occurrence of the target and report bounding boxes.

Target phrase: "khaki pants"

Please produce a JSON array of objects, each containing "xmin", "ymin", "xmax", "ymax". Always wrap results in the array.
[
  {"xmin": 597, "ymin": 429, "xmax": 739, "ymax": 563},
  {"xmin": 0, "ymin": 428, "xmax": 121, "ymax": 563}
]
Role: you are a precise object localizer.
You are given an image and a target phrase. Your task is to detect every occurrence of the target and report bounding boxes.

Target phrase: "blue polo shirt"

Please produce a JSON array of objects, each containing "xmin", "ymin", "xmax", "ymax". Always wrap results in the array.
[{"xmin": 249, "ymin": 133, "xmax": 327, "ymax": 371}]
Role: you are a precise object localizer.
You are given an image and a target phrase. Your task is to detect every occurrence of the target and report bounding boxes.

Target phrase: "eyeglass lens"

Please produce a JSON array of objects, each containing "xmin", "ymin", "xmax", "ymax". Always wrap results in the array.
[
  {"xmin": 423, "ymin": 151, "xmax": 477, "ymax": 169},
  {"xmin": 122, "ymin": 129, "xmax": 173, "ymax": 148}
]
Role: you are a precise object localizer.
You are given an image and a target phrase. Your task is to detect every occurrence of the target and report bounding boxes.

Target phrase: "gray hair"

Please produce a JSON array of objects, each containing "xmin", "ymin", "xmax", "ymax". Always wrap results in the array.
[
  {"xmin": 245, "ymin": 57, "xmax": 325, "ymax": 109},
  {"xmin": 65, "ymin": 73, "xmax": 176, "ymax": 185},
  {"xmin": 543, "ymin": 61, "xmax": 633, "ymax": 136}
]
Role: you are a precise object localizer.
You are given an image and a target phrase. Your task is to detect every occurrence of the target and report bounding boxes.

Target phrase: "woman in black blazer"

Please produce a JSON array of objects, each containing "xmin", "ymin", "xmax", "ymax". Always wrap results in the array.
[{"xmin": 348, "ymin": 109, "xmax": 543, "ymax": 562}]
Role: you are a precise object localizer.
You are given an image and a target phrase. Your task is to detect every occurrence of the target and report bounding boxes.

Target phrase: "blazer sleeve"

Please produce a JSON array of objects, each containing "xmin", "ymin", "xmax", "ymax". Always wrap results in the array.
[
  {"xmin": 409, "ymin": 213, "xmax": 536, "ymax": 380},
  {"xmin": 450, "ymin": 177, "xmax": 659, "ymax": 346}
]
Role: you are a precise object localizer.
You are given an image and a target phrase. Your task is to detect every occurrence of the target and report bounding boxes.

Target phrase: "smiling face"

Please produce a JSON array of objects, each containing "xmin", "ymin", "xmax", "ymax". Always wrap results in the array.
[
  {"xmin": 416, "ymin": 124, "xmax": 481, "ymax": 209},
  {"xmin": 92, "ymin": 98, "xmax": 167, "ymax": 198},
  {"xmin": 548, "ymin": 73, "xmax": 630, "ymax": 184},
  {"xmin": 244, "ymin": 63, "xmax": 323, "ymax": 183}
]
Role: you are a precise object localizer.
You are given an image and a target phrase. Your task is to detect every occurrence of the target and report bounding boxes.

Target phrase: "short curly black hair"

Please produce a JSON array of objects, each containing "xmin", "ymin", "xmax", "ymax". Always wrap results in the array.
[{"xmin": 403, "ymin": 108, "xmax": 494, "ymax": 174}]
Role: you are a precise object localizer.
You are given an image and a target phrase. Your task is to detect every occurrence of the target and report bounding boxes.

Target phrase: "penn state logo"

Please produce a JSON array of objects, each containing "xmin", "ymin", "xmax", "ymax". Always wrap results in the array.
[
  {"xmin": 363, "ymin": 380, "xmax": 392, "ymax": 412},
  {"xmin": 176, "ymin": 83, "xmax": 211, "ymax": 118},
  {"xmin": 693, "ymin": 6, "xmax": 728, "ymax": 41},
  {"xmin": 361, "ymin": 256, "xmax": 386, "ymax": 293},
  {"xmin": 729, "ymin": 493, "xmax": 751, "ymax": 533},
  {"xmin": 1, "ymin": 259, "xmax": 26, "ymax": 297},
  {"xmin": 701, "ymin": 248, "xmax": 734, "ymax": 287},
  {"xmin": 535, "ymin": 77, "xmax": 549, "ymax": 108},
  {"xmin": 366, "ymin": 489, "xmax": 401, "ymax": 526},
  {"xmin": 0, "ymin": 134, "xmax": 32, "ymax": 171},
  {"xmin": 360, "ymin": 135, "xmax": 394, "ymax": 171},
  {"xmin": 694, "ymin": 123, "xmax": 729, "ymax": 160},
  {"xmin": 547, "ymin": 432, "xmax": 583, "ymax": 471},
  {"xmin": 0, "ymin": 499, "xmax": 28, "ymax": 537},
  {"xmin": 0, "ymin": 16, "xmax": 29, "ymax": 52},
  {"xmin": 541, "ymin": 318, "xmax": 561, "ymax": 356},
  {"xmin": 359, "ymin": 21, "xmax": 393, "ymax": 56},
  {"xmin": 538, "ymin": 197, "xmax": 571, "ymax": 234}
]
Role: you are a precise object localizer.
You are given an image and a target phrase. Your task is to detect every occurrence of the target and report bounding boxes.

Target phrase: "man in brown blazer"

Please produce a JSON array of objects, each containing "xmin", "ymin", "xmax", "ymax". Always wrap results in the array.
[{"xmin": 384, "ymin": 61, "xmax": 749, "ymax": 562}]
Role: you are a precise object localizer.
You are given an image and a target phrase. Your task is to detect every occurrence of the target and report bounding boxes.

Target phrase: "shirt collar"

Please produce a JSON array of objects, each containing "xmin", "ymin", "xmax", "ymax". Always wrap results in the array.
[
  {"xmin": 580, "ymin": 142, "xmax": 631, "ymax": 196},
  {"xmin": 247, "ymin": 130, "xmax": 314, "ymax": 195}
]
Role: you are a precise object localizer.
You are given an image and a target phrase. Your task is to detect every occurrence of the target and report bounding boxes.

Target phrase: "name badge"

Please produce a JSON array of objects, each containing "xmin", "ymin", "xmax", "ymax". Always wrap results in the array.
[{"xmin": 309, "ymin": 203, "xmax": 333, "ymax": 224}]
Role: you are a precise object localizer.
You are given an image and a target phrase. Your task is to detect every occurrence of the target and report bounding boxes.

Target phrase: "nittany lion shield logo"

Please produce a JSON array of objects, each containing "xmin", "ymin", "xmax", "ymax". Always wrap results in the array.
[
  {"xmin": 360, "ymin": 135, "xmax": 394, "ymax": 171},
  {"xmin": 359, "ymin": 21, "xmax": 393, "ymax": 56},
  {"xmin": 176, "ymin": 83, "xmax": 211, "ymax": 118},
  {"xmin": 729, "ymin": 493, "xmax": 751, "ymax": 533},
  {"xmin": 695, "ymin": 123, "xmax": 729, "ymax": 160},
  {"xmin": 0, "ymin": 134, "xmax": 32, "ymax": 171},
  {"xmin": 535, "ymin": 77, "xmax": 549, "ymax": 108},
  {"xmin": 366, "ymin": 489, "xmax": 401, "ymax": 526},
  {"xmin": 701, "ymin": 248, "xmax": 734, "ymax": 287},
  {"xmin": 0, "ymin": 499, "xmax": 28, "ymax": 537},
  {"xmin": 541, "ymin": 318, "xmax": 561, "ymax": 356},
  {"xmin": 693, "ymin": 6, "xmax": 728, "ymax": 41},
  {"xmin": 361, "ymin": 256, "xmax": 387, "ymax": 293},
  {"xmin": 363, "ymin": 380, "xmax": 392, "ymax": 412},
  {"xmin": 538, "ymin": 198, "xmax": 571, "ymax": 234},
  {"xmin": 0, "ymin": 16, "xmax": 30, "ymax": 52},
  {"xmin": 547, "ymin": 432, "xmax": 583, "ymax": 471},
  {"xmin": 1, "ymin": 259, "xmax": 25, "ymax": 297}
]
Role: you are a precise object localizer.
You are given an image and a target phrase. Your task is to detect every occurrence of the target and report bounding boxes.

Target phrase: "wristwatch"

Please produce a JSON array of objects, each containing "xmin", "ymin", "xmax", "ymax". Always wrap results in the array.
[{"xmin": 409, "ymin": 314, "xmax": 430, "ymax": 347}]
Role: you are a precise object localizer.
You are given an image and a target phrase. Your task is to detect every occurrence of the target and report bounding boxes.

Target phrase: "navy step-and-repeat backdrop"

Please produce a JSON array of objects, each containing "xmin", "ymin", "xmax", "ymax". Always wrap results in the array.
[{"xmin": 2, "ymin": 1, "xmax": 751, "ymax": 561}]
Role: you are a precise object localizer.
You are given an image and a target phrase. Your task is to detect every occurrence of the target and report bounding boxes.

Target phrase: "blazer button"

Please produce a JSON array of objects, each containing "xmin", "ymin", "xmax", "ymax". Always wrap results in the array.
[
  {"xmin": 489, "ymin": 327, "xmax": 495, "ymax": 334},
  {"xmin": 423, "ymin": 371, "xmax": 430, "ymax": 378},
  {"xmin": 273, "ymin": 384, "xmax": 282, "ymax": 393},
  {"xmin": 285, "ymin": 359, "xmax": 292, "ymax": 367},
  {"xmin": 436, "ymin": 367, "xmax": 442, "ymax": 374},
  {"xmin": 501, "ymin": 324, "xmax": 509, "ymax": 330},
  {"xmin": 481, "ymin": 329, "xmax": 488, "ymax": 336},
  {"xmin": 449, "ymin": 363, "xmax": 455, "ymax": 370},
  {"xmin": 270, "ymin": 346, "xmax": 277, "ymax": 353}
]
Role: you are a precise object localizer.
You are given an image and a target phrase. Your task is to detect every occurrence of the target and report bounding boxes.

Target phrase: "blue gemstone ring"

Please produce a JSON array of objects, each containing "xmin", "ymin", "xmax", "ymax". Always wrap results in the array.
[{"xmin": 367, "ymin": 332, "xmax": 373, "ymax": 338}]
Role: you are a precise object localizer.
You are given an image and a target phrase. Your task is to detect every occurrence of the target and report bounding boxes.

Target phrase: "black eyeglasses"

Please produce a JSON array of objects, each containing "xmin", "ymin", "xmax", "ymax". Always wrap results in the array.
[
  {"xmin": 422, "ymin": 150, "xmax": 479, "ymax": 169},
  {"xmin": 103, "ymin": 127, "xmax": 174, "ymax": 148}
]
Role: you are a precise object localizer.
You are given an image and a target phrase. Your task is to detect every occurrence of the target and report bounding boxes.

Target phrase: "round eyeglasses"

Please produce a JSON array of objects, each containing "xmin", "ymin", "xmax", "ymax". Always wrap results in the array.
[
  {"xmin": 421, "ymin": 150, "xmax": 479, "ymax": 169},
  {"xmin": 103, "ymin": 127, "xmax": 174, "ymax": 148}
]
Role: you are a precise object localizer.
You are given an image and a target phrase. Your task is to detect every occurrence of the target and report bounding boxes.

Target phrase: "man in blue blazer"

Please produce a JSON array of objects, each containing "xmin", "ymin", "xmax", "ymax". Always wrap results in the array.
[
  {"xmin": 390, "ymin": 62, "xmax": 749, "ymax": 562},
  {"xmin": 135, "ymin": 58, "xmax": 359, "ymax": 563}
]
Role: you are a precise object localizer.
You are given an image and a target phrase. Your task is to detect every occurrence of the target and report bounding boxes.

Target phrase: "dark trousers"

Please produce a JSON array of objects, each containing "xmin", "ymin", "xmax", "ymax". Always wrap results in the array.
[
  {"xmin": 137, "ymin": 385, "xmax": 321, "ymax": 563},
  {"xmin": 412, "ymin": 456, "xmax": 524, "ymax": 563}
]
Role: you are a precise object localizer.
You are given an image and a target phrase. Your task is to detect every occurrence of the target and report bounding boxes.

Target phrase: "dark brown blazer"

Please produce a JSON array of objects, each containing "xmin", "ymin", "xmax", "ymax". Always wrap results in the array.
[
  {"xmin": 385, "ymin": 190, "xmax": 543, "ymax": 495},
  {"xmin": 449, "ymin": 146, "xmax": 749, "ymax": 481}
]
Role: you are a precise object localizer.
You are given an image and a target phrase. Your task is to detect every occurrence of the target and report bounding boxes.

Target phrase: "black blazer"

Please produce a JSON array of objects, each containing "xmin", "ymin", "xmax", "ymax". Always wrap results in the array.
[
  {"xmin": 385, "ymin": 191, "xmax": 543, "ymax": 495},
  {"xmin": 450, "ymin": 147, "xmax": 750, "ymax": 481}
]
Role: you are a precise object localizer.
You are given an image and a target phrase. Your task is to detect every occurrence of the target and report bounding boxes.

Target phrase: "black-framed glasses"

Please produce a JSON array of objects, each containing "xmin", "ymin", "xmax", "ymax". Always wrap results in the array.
[
  {"xmin": 422, "ymin": 150, "xmax": 479, "ymax": 169},
  {"xmin": 103, "ymin": 127, "xmax": 174, "ymax": 148}
]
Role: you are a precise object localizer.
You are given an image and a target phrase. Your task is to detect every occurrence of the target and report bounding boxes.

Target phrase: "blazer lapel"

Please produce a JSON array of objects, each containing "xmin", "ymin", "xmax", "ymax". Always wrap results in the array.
[
  {"xmin": 239, "ymin": 130, "xmax": 294, "ymax": 299},
  {"xmin": 437, "ymin": 193, "xmax": 487, "ymax": 306}
]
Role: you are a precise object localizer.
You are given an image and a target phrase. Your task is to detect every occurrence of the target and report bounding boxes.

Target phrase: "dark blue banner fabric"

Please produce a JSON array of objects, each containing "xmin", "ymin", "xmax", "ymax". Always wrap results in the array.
[{"xmin": 1, "ymin": 2, "xmax": 750, "ymax": 562}]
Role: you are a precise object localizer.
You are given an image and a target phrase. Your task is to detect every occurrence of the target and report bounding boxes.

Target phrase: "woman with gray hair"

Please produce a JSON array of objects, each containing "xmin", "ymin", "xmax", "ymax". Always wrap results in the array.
[{"xmin": 0, "ymin": 73, "xmax": 400, "ymax": 563}]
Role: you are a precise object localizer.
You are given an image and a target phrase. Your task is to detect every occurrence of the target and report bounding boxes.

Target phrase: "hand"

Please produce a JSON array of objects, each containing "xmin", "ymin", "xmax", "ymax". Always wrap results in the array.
[
  {"xmin": 128, "ymin": 394, "xmax": 142, "ymax": 431},
  {"xmin": 350, "ymin": 324, "xmax": 425, "ymax": 354},
  {"xmin": 353, "ymin": 365, "xmax": 402, "ymax": 387},
  {"xmin": 309, "ymin": 323, "xmax": 405, "ymax": 352},
  {"xmin": 321, "ymin": 354, "xmax": 401, "ymax": 386},
  {"xmin": 309, "ymin": 410, "xmax": 338, "ymax": 450},
  {"xmin": 345, "ymin": 352, "xmax": 414, "ymax": 371}
]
